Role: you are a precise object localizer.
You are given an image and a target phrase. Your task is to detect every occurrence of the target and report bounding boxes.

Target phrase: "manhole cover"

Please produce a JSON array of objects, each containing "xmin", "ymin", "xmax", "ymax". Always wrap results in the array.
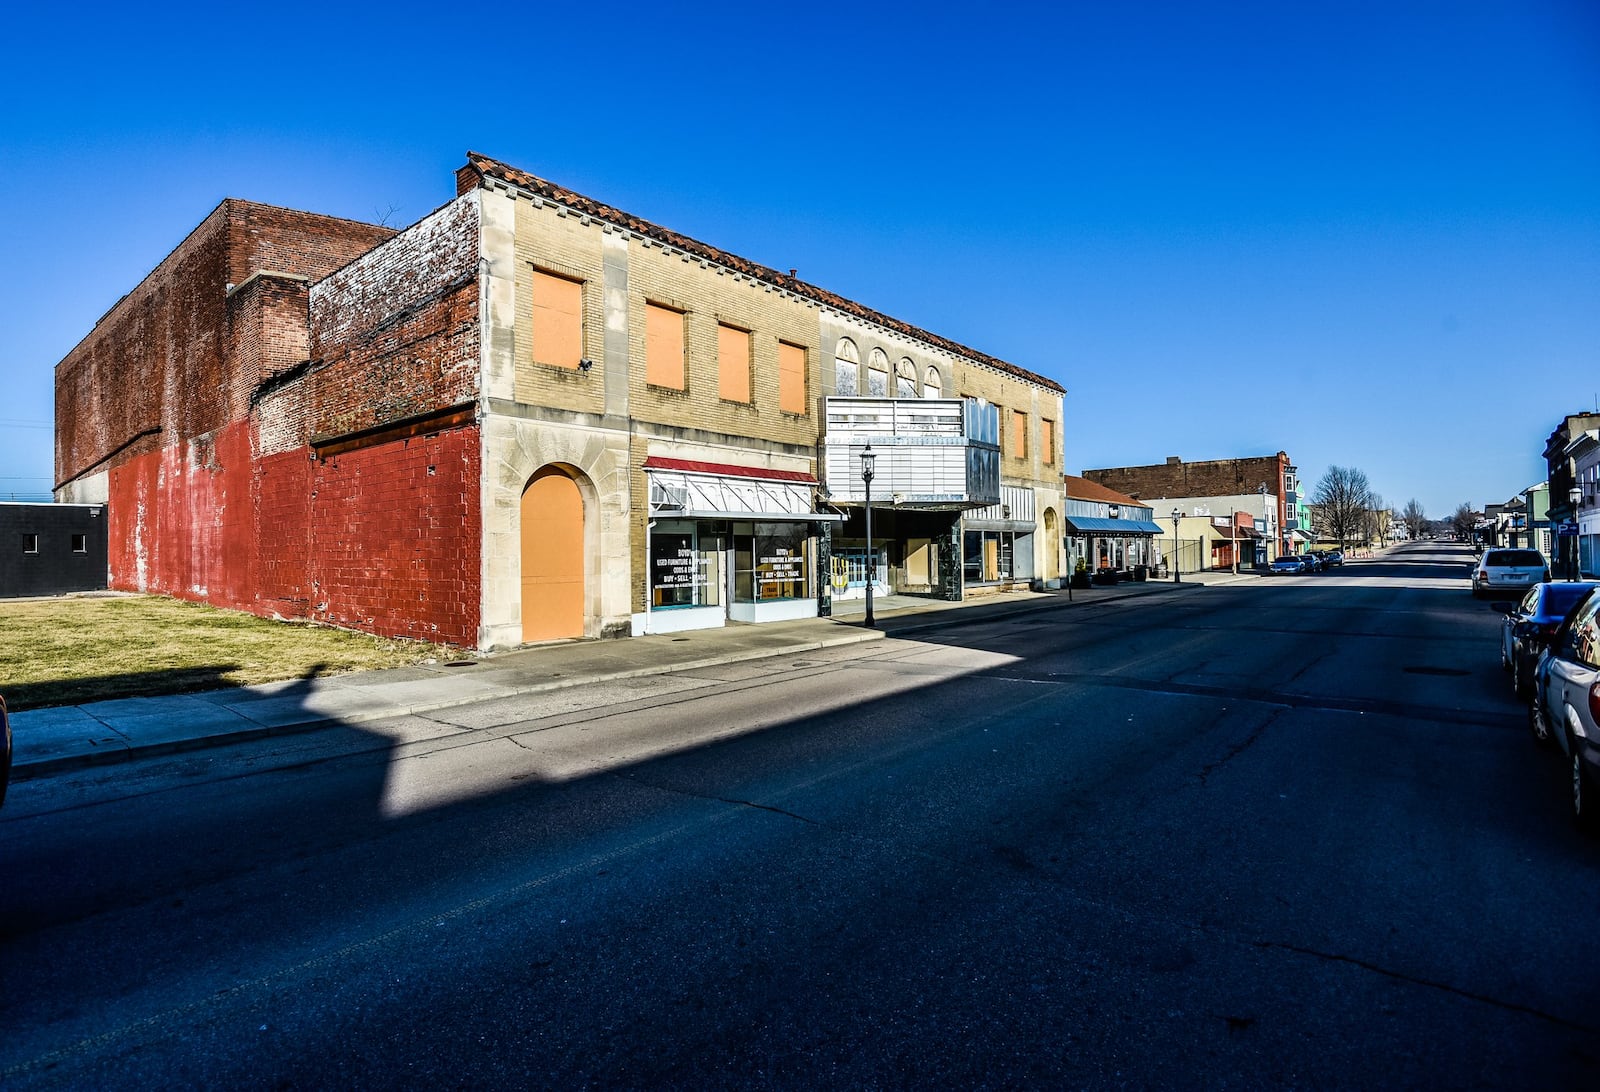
[{"xmin": 1403, "ymin": 666, "xmax": 1472, "ymax": 677}]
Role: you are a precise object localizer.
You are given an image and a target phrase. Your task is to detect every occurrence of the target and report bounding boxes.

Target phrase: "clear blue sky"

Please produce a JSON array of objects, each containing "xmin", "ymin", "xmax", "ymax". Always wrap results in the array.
[{"xmin": 3, "ymin": 1, "xmax": 1596, "ymax": 519}]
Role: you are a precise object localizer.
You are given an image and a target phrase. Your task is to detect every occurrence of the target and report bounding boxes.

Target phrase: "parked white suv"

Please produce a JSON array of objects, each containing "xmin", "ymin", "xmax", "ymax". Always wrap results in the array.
[
  {"xmin": 1472, "ymin": 548, "xmax": 1549, "ymax": 598},
  {"xmin": 1529, "ymin": 586, "xmax": 1600, "ymax": 831}
]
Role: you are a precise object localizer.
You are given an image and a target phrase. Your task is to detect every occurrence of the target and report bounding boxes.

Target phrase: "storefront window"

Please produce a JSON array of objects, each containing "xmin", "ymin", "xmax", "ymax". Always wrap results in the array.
[
  {"xmin": 650, "ymin": 522, "xmax": 722, "ymax": 608},
  {"xmin": 734, "ymin": 522, "xmax": 811, "ymax": 602},
  {"xmin": 963, "ymin": 530, "xmax": 1014, "ymax": 583}
]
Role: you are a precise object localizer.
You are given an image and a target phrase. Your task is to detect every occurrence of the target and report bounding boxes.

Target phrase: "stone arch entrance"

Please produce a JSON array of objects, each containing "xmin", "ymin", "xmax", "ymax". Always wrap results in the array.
[
  {"xmin": 521, "ymin": 465, "xmax": 585, "ymax": 643},
  {"xmin": 1042, "ymin": 508, "xmax": 1060, "ymax": 582}
]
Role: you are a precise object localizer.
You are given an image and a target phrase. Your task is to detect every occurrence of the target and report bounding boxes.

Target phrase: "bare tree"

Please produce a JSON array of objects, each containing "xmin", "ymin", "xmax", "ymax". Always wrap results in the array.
[
  {"xmin": 1451, "ymin": 502, "xmax": 1477, "ymax": 542},
  {"xmin": 1310, "ymin": 466, "xmax": 1375, "ymax": 549},
  {"xmin": 1402, "ymin": 498, "xmax": 1427, "ymax": 540}
]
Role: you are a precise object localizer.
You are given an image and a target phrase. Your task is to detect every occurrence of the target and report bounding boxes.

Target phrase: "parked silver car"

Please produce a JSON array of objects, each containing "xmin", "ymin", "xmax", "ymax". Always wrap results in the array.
[
  {"xmin": 1528, "ymin": 586, "xmax": 1600, "ymax": 831},
  {"xmin": 1471, "ymin": 548, "xmax": 1549, "ymax": 598}
]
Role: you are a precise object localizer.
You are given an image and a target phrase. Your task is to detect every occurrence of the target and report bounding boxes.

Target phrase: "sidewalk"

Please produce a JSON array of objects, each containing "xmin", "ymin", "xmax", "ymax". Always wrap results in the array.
[{"xmin": 9, "ymin": 573, "xmax": 1238, "ymax": 782}]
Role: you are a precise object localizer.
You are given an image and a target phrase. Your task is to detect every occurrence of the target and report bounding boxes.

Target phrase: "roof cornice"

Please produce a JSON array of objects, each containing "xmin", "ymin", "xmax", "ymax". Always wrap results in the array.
[{"xmin": 460, "ymin": 152, "xmax": 1065, "ymax": 395}]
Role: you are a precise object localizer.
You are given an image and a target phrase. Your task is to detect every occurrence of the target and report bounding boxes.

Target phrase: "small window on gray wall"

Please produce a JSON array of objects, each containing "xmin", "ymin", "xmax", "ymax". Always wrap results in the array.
[
  {"xmin": 72, "ymin": 533, "xmax": 88, "ymax": 553},
  {"xmin": 22, "ymin": 533, "xmax": 39, "ymax": 554}
]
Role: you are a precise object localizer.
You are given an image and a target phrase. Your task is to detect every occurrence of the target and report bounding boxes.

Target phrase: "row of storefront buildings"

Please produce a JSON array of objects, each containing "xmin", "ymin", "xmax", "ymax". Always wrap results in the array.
[
  {"xmin": 1481, "ymin": 413, "xmax": 1600, "ymax": 578},
  {"xmin": 45, "ymin": 153, "xmax": 1301, "ymax": 645}
]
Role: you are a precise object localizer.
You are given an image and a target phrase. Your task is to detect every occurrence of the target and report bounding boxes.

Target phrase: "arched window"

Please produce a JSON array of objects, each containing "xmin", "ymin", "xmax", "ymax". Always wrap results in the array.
[
  {"xmin": 895, "ymin": 358, "xmax": 918, "ymax": 397},
  {"xmin": 923, "ymin": 365, "xmax": 943, "ymax": 398},
  {"xmin": 866, "ymin": 348, "xmax": 890, "ymax": 397},
  {"xmin": 834, "ymin": 337, "xmax": 860, "ymax": 396}
]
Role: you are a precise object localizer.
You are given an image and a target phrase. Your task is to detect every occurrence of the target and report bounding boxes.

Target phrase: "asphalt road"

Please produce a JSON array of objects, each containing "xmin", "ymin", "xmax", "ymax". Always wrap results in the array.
[{"xmin": 3, "ymin": 541, "xmax": 1596, "ymax": 1088}]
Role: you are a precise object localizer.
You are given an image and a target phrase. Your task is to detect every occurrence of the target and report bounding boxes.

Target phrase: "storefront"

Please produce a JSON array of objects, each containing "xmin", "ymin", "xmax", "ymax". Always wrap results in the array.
[
  {"xmin": 830, "ymin": 506, "xmax": 961, "ymax": 601},
  {"xmin": 963, "ymin": 486, "xmax": 1037, "ymax": 590},
  {"xmin": 637, "ymin": 458, "xmax": 839, "ymax": 635},
  {"xmin": 1061, "ymin": 514, "xmax": 1164, "ymax": 577}
]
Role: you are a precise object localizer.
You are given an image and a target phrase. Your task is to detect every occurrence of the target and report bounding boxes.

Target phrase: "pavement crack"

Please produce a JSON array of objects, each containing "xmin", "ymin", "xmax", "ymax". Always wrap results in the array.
[
  {"xmin": 1252, "ymin": 939, "xmax": 1599, "ymax": 1034},
  {"xmin": 613, "ymin": 773, "xmax": 820, "ymax": 826},
  {"xmin": 1197, "ymin": 709, "xmax": 1283, "ymax": 786}
]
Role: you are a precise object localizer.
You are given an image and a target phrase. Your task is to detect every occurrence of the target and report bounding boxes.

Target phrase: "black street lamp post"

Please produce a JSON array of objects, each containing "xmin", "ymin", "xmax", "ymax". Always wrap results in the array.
[
  {"xmin": 1570, "ymin": 485, "xmax": 1583, "ymax": 580},
  {"xmin": 1171, "ymin": 508, "xmax": 1181, "ymax": 584},
  {"xmin": 861, "ymin": 445, "xmax": 876, "ymax": 627}
]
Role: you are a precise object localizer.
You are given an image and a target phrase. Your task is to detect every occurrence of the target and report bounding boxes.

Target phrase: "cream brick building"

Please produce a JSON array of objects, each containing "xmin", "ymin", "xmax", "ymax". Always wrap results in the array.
[{"xmin": 55, "ymin": 151, "xmax": 1065, "ymax": 651}]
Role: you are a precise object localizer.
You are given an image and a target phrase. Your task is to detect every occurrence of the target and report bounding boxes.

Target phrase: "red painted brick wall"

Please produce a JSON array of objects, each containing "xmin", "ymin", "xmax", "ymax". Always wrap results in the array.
[
  {"xmin": 62, "ymin": 192, "xmax": 487, "ymax": 646},
  {"xmin": 105, "ymin": 418, "xmax": 258, "ymax": 606},
  {"xmin": 297, "ymin": 426, "xmax": 481, "ymax": 646}
]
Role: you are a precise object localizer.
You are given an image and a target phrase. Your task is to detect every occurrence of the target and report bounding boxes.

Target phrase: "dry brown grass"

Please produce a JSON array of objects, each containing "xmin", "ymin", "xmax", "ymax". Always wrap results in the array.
[{"xmin": 0, "ymin": 594, "xmax": 461, "ymax": 710}]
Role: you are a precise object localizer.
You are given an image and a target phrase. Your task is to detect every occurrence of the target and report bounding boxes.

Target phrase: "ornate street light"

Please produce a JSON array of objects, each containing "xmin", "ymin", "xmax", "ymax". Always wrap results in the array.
[
  {"xmin": 1570, "ymin": 484, "xmax": 1583, "ymax": 580},
  {"xmin": 1172, "ymin": 508, "xmax": 1182, "ymax": 584},
  {"xmin": 861, "ymin": 445, "xmax": 876, "ymax": 626}
]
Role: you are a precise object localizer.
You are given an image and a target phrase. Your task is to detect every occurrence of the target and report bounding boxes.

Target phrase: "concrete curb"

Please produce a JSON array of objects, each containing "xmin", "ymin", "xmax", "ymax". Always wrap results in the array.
[{"xmin": 12, "ymin": 576, "xmax": 1238, "ymax": 782}]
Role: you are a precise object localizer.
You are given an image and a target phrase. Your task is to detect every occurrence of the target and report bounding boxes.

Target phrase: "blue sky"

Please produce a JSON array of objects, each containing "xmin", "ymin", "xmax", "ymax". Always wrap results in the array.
[{"xmin": 3, "ymin": 1, "xmax": 1596, "ymax": 518}]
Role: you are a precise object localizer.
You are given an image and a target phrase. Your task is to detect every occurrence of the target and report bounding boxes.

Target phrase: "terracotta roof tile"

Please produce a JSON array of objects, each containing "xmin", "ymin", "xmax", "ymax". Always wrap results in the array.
[
  {"xmin": 461, "ymin": 152, "xmax": 1065, "ymax": 395},
  {"xmin": 1063, "ymin": 474, "xmax": 1143, "ymax": 506}
]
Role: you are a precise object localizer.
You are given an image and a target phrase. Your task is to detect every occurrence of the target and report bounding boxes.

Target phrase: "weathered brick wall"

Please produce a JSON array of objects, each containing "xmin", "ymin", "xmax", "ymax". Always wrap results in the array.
[
  {"xmin": 1084, "ymin": 455, "xmax": 1285, "ymax": 502},
  {"xmin": 306, "ymin": 195, "xmax": 482, "ymax": 442},
  {"xmin": 59, "ymin": 199, "xmax": 395, "ymax": 614},
  {"xmin": 106, "ymin": 418, "xmax": 257, "ymax": 606},
  {"xmin": 299, "ymin": 425, "xmax": 482, "ymax": 645},
  {"xmin": 625, "ymin": 237, "xmax": 821, "ymax": 445},
  {"xmin": 56, "ymin": 204, "xmax": 231, "ymax": 491},
  {"xmin": 512, "ymin": 198, "xmax": 608, "ymax": 416}
]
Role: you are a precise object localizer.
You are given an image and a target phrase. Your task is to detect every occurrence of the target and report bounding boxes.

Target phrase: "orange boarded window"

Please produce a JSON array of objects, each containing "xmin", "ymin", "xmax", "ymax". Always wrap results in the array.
[
  {"xmin": 718, "ymin": 324, "xmax": 751, "ymax": 403},
  {"xmin": 1041, "ymin": 418, "xmax": 1055, "ymax": 465},
  {"xmin": 531, "ymin": 270, "xmax": 583, "ymax": 369},
  {"xmin": 778, "ymin": 341, "xmax": 806, "ymax": 415},
  {"xmin": 646, "ymin": 303, "xmax": 686, "ymax": 390},
  {"xmin": 1011, "ymin": 410, "xmax": 1027, "ymax": 458}
]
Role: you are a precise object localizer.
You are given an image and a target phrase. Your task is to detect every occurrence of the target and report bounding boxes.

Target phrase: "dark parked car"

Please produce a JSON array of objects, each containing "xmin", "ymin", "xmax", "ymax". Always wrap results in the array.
[
  {"xmin": 0, "ymin": 693, "xmax": 10, "ymax": 810},
  {"xmin": 1498, "ymin": 581, "xmax": 1600, "ymax": 698},
  {"xmin": 1321, "ymin": 550, "xmax": 1344, "ymax": 567},
  {"xmin": 1528, "ymin": 586, "xmax": 1600, "ymax": 831}
]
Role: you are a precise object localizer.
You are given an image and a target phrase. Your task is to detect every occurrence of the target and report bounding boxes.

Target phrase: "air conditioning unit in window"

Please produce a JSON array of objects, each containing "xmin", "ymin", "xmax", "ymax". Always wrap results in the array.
[{"xmin": 650, "ymin": 481, "xmax": 687, "ymax": 513}]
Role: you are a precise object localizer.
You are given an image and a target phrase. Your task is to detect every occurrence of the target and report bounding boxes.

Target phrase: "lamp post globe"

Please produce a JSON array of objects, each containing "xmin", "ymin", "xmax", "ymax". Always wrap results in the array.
[{"xmin": 861, "ymin": 445, "xmax": 876, "ymax": 627}]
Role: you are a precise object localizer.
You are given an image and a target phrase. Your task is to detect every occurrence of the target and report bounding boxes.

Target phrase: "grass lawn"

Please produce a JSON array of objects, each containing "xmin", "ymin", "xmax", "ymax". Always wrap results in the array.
[{"xmin": 0, "ymin": 595, "xmax": 462, "ymax": 710}]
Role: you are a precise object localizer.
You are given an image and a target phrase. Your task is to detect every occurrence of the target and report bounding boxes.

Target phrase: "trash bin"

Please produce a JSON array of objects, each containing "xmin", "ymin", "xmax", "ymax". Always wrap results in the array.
[{"xmin": 1134, "ymin": 565, "xmax": 1148, "ymax": 582}]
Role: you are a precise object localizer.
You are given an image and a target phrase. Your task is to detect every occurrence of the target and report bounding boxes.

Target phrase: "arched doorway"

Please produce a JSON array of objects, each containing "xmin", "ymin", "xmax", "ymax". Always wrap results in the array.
[
  {"xmin": 521, "ymin": 466, "xmax": 584, "ymax": 643},
  {"xmin": 1043, "ymin": 508, "xmax": 1060, "ymax": 582}
]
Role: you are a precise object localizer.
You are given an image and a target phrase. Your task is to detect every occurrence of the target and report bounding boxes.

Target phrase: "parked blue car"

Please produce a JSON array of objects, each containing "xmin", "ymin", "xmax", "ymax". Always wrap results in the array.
[{"xmin": 1271, "ymin": 555, "xmax": 1313, "ymax": 575}]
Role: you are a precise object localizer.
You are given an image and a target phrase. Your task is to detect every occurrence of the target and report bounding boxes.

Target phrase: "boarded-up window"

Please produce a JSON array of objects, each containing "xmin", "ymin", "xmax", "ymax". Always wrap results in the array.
[
  {"xmin": 718, "ymin": 324, "xmax": 751, "ymax": 403},
  {"xmin": 779, "ymin": 342, "xmax": 807, "ymax": 415},
  {"xmin": 1012, "ymin": 410, "xmax": 1027, "ymax": 459},
  {"xmin": 646, "ymin": 303, "xmax": 686, "ymax": 390},
  {"xmin": 1041, "ymin": 418, "xmax": 1055, "ymax": 465},
  {"xmin": 531, "ymin": 270, "xmax": 583, "ymax": 369}
]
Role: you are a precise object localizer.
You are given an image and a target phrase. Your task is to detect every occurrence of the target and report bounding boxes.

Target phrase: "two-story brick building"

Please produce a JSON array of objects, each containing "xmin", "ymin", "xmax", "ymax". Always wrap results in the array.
[
  {"xmin": 55, "ymin": 153, "xmax": 1064, "ymax": 649},
  {"xmin": 1082, "ymin": 452, "xmax": 1296, "ymax": 562}
]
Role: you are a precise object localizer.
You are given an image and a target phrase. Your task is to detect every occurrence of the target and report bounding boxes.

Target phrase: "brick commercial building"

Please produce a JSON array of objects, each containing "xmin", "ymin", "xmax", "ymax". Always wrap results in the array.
[
  {"xmin": 1082, "ymin": 453, "xmax": 1298, "ymax": 561},
  {"xmin": 55, "ymin": 153, "xmax": 1064, "ymax": 649}
]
